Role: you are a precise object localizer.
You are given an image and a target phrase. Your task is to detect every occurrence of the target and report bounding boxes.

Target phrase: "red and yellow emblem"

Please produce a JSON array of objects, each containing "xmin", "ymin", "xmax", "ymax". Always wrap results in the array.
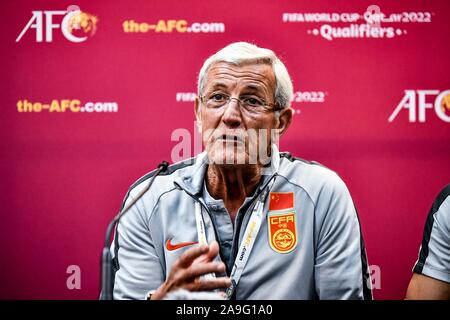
[{"xmin": 268, "ymin": 211, "xmax": 297, "ymax": 254}]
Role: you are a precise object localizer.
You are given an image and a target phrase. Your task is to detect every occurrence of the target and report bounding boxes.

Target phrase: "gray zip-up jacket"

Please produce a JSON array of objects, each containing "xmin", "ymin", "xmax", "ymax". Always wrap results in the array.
[{"xmin": 112, "ymin": 146, "xmax": 372, "ymax": 300}]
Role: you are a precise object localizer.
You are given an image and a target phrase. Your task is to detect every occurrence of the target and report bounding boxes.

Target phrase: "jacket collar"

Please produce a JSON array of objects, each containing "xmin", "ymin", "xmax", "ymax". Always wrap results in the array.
[{"xmin": 174, "ymin": 144, "xmax": 281, "ymax": 197}]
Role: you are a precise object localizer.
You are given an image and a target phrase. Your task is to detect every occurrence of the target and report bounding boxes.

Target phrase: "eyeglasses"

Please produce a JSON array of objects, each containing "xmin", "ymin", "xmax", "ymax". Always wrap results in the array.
[{"xmin": 200, "ymin": 92, "xmax": 280, "ymax": 114}]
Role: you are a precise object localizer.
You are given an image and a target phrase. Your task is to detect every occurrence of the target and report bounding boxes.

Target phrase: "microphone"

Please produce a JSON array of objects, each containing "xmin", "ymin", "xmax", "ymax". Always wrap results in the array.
[{"xmin": 100, "ymin": 160, "xmax": 169, "ymax": 300}]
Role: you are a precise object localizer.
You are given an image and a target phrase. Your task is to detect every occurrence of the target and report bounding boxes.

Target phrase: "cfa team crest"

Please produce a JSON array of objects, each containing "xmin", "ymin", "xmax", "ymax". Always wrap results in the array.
[{"xmin": 268, "ymin": 211, "xmax": 297, "ymax": 254}]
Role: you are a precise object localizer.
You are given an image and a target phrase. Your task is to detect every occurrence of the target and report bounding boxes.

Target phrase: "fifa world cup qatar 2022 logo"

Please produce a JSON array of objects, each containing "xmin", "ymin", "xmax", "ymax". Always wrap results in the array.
[{"xmin": 16, "ymin": 5, "xmax": 97, "ymax": 43}]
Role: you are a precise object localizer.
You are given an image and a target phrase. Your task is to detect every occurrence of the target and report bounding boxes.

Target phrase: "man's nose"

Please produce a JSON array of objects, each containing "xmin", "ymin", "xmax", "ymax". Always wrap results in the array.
[{"xmin": 221, "ymin": 98, "xmax": 242, "ymax": 128}]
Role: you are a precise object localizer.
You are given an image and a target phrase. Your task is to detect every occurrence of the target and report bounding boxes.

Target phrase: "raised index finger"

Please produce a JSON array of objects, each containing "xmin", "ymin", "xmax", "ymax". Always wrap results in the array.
[{"xmin": 193, "ymin": 241, "xmax": 220, "ymax": 264}]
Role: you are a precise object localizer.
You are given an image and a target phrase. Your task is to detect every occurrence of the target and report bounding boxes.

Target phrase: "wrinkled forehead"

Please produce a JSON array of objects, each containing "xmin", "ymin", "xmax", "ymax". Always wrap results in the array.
[{"xmin": 204, "ymin": 61, "xmax": 276, "ymax": 94}]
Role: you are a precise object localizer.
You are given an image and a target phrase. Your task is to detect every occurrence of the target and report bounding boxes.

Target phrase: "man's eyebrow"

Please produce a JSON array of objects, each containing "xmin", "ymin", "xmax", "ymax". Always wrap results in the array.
[
  {"xmin": 243, "ymin": 84, "xmax": 264, "ymax": 92},
  {"xmin": 207, "ymin": 82, "xmax": 266, "ymax": 93}
]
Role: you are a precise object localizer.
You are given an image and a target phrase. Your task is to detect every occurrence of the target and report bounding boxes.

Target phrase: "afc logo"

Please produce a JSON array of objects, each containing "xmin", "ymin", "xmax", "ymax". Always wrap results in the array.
[
  {"xmin": 389, "ymin": 90, "xmax": 450, "ymax": 123},
  {"xmin": 16, "ymin": 7, "xmax": 97, "ymax": 43}
]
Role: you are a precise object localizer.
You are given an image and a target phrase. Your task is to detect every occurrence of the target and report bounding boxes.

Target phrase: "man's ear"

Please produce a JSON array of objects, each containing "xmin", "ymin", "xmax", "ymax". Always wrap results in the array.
[
  {"xmin": 276, "ymin": 107, "xmax": 293, "ymax": 136},
  {"xmin": 194, "ymin": 96, "xmax": 202, "ymax": 133}
]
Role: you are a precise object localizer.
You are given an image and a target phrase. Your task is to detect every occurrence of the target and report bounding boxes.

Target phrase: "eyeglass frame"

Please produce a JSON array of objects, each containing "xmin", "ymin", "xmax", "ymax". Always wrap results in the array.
[{"xmin": 199, "ymin": 92, "xmax": 282, "ymax": 113}]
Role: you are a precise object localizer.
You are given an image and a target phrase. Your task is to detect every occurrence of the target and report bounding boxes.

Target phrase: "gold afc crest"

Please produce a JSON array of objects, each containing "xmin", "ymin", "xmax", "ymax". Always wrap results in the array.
[{"xmin": 268, "ymin": 212, "xmax": 297, "ymax": 253}]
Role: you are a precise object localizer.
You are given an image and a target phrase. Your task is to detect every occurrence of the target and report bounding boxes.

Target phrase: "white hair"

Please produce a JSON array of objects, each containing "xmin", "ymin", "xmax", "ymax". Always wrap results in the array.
[{"xmin": 197, "ymin": 42, "xmax": 294, "ymax": 109}]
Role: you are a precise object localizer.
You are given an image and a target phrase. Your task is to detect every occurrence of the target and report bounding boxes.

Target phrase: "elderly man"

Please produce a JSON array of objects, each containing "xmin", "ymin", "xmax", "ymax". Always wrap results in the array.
[{"xmin": 112, "ymin": 42, "xmax": 372, "ymax": 300}]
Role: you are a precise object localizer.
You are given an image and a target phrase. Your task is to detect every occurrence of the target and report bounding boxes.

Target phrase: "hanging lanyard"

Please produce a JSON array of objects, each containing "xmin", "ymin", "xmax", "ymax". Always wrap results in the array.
[
  {"xmin": 194, "ymin": 201, "xmax": 217, "ymax": 281},
  {"xmin": 194, "ymin": 177, "xmax": 276, "ymax": 299}
]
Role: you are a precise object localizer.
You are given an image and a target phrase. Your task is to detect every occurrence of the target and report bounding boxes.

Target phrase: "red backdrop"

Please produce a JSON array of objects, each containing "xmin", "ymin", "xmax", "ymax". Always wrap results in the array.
[{"xmin": 1, "ymin": 0, "xmax": 449, "ymax": 299}]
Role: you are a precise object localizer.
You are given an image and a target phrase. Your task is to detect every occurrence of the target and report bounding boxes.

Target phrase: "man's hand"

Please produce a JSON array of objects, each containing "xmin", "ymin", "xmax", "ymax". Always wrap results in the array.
[{"xmin": 151, "ymin": 241, "xmax": 231, "ymax": 300}]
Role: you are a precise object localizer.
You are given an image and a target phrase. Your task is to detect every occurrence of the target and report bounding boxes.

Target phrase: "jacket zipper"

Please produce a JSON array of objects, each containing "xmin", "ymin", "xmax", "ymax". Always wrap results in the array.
[{"xmin": 173, "ymin": 173, "xmax": 277, "ymax": 278}]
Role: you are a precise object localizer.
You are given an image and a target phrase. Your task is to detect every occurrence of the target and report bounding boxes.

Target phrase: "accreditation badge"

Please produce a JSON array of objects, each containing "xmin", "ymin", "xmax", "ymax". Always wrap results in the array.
[{"xmin": 267, "ymin": 211, "xmax": 298, "ymax": 254}]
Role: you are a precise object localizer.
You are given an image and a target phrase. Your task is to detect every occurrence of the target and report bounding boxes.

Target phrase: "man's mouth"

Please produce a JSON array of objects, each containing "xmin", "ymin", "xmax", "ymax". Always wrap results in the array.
[{"xmin": 215, "ymin": 134, "xmax": 244, "ymax": 144}]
